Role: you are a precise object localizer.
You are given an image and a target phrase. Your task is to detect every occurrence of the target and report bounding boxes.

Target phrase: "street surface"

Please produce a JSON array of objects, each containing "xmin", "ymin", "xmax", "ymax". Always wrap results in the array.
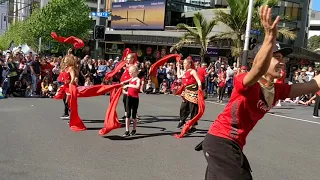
[{"xmin": 0, "ymin": 94, "xmax": 319, "ymax": 180}]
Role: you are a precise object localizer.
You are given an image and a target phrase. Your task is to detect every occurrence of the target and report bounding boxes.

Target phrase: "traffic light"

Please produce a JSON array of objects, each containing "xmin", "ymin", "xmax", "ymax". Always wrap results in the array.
[
  {"xmin": 94, "ymin": 25, "xmax": 105, "ymax": 40},
  {"xmin": 249, "ymin": 37, "xmax": 257, "ymax": 50}
]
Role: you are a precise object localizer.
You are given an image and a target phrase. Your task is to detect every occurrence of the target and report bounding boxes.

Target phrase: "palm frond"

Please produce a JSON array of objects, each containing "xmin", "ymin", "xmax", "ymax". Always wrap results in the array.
[
  {"xmin": 278, "ymin": 28, "xmax": 297, "ymax": 40},
  {"xmin": 176, "ymin": 23, "xmax": 198, "ymax": 35},
  {"xmin": 170, "ymin": 39, "xmax": 196, "ymax": 52}
]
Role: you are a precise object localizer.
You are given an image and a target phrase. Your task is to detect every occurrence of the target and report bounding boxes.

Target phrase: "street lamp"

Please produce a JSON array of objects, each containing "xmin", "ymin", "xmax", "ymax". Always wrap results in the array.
[{"xmin": 241, "ymin": 0, "xmax": 254, "ymax": 67}]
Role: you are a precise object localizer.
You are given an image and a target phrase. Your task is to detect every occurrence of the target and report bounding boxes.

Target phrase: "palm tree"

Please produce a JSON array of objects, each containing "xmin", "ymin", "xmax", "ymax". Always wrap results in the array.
[
  {"xmin": 171, "ymin": 12, "xmax": 217, "ymax": 61},
  {"xmin": 215, "ymin": 0, "xmax": 296, "ymax": 66}
]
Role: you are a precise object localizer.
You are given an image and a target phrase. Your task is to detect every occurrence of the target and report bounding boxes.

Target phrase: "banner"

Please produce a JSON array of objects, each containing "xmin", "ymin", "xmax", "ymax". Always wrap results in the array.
[{"xmin": 111, "ymin": 0, "xmax": 166, "ymax": 30}]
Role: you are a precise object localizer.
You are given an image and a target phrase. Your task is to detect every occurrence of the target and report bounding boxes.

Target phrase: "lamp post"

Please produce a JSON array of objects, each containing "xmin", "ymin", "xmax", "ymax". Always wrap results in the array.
[
  {"xmin": 95, "ymin": 0, "xmax": 101, "ymax": 50},
  {"xmin": 38, "ymin": 0, "xmax": 44, "ymax": 53},
  {"xmin": 241, "ymin": 0, "xmax": 254, "ymax": 67}
]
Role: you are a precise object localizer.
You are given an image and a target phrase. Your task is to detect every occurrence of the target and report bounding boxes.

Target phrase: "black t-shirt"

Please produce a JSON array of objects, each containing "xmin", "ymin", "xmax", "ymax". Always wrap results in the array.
[{"xmin": 31, "ymin": 61, "xmax": 41, "ymax": 74}]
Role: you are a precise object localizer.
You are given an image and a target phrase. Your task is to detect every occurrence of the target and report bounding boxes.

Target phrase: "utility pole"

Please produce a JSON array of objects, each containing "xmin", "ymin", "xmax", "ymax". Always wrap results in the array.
[
  {"xmin": 241, "ymin": 0, "xmax": 254, "ymax": 67},
  {"xmin": 38, "ymin": 0, "xmax": 44, "ymax": 53},
  {"xmin": 95, "ymin": 0, "xmax": 101, "ymax": 51}
]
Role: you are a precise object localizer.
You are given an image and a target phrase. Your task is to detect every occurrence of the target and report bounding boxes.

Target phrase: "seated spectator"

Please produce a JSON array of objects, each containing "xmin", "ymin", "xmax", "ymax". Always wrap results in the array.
[
  {"xmin": 12, "ymin": 81, "xmax": 23, "ymax": 97},
  {"xmin": 160, "ymin": 79, "xmax": 168, "ymax": 94},
  {"xmin": 41, "ymin": 77, "xmax": 50, "ymax": 97},
  {"xmin": 145, "ymin": 79, "xmax": 155, "ymax": 94},
  {"xmin": 85, "ymin": 76, "xmax": 93, "ymax": 86},
  {"xmin": 48, "ymin": 83, "xmax": 58, "ymax": 98},
  {"xmin": 20, "ymin": 77, "xmax": 30, "ymax": 97}
]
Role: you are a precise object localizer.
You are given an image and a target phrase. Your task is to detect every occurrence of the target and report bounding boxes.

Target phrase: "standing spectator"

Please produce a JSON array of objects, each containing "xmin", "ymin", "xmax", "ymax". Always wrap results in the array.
[
  {"xmin": 217, "ymin": 65, "xmax": 226, "ymax": 103},
  {"xmin": 306, "ymin": 66, "xmax": 315, "ymax": 82},
  {"xmin": 30, "ymin": 55, "xmax": 41, "ymax": 95},
  {"xmin": 157, "ymin": 66, "xmax": 167, "ymax": 92},
  {"xmin": 6, "ymin": 56, "xmax": 19, "ymax": 96},
  {"xmin": 226, "ymin": 66, "xmax": 235, "ymax": 98},
  {"xmin": 166, "ymin": 63, "xmax": 175, "ymax": 92}
]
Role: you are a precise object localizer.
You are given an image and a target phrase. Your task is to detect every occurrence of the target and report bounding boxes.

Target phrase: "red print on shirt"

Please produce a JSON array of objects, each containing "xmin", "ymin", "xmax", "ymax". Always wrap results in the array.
[{"xmin": 208, "ymin": 73, "xmax": 291, "ymax": 149}]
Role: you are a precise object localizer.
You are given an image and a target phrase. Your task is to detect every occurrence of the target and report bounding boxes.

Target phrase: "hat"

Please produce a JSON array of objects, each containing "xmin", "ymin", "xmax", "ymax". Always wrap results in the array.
[
  {"xmin": 252, "ymin": 42, "xmax": 293, "ymax": 58},
  {"xmin": 301, "ymin": 69, "xmax": 307, "ymax": 72}
]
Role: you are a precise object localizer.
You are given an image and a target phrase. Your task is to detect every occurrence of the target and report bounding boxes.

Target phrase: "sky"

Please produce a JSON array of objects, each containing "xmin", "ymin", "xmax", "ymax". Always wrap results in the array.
[{"xmin": 313, "ymin": 1, "xmax": 320, "ymax": 11}]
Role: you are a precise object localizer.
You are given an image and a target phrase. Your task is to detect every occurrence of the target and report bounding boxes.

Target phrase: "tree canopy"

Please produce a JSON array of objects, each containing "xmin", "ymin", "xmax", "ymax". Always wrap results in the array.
[
  {"xmin": 0, "ymin": 0, "xmax": 91, "ymax": 53},
  {"xmin": 308, "ymin": 35, "xmax": 320, "ymax": 51}
]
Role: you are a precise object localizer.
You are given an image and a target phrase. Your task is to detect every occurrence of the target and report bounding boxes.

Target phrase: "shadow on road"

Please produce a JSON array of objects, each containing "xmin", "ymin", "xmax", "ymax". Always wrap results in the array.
[{"xmin": 104, "ymin": 132, "xmax": 177, "ymax": 140}]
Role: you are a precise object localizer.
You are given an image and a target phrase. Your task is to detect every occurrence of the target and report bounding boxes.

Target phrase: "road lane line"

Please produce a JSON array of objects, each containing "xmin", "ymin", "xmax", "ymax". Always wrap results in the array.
[{"xmin": 205, "ymin": 100, "xmax": 320, "ymax": 125}]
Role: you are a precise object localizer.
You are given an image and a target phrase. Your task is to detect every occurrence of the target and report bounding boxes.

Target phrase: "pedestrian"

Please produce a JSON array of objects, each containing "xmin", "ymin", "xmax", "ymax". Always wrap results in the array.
[
  {"xmin": 122, "ymin": 66, "xmax": 140, "ymax": 137},
  {"xmin": 202, "ymin": 6, "xmax": 320, "ymax": 180}
]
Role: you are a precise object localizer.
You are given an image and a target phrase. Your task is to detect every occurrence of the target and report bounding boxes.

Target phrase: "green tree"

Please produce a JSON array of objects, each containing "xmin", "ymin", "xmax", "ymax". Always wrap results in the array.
[
  {"xmin": 0, "ymin": 0, "xmax": 91, "ymax": 53},
  {"xmin": 215, "ymin": 0, "xmax": 296, "ymax": 66},
  {"xmin": 308, "ymin": 35, "xmax": 320, "ymax": 51},
  {"xmin": 171, "ymin": 12, "xmax": 217, "ymax": 61}
]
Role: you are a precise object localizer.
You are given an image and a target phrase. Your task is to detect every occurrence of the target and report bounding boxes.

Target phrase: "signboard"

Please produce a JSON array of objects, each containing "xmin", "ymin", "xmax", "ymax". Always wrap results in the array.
[
  {"xmin": 111, "ymin": 0, "xmax": 166, "ymax": 30},
  {"xmin": 91, "ymin": 12, "xmax": 111, "ymax": 17},
  {"xmin": 207, "ymin": 48, "xmax": 219, "ymax": 56}
]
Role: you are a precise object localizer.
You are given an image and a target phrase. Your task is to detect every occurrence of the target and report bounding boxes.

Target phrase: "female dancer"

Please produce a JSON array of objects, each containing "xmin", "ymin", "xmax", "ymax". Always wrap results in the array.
[
  {"xmin": 203, "ymin": 6, "xmax": 320, "ymax": 180},
  {"xmin": 58, "ymin": 54, "xmax": 78, "ymax": 119},
  {"xmin": 120, "ymin": 53, "xmax": 138, "ymax": 119},
  {"xmin": 122, "ymin": 66, "xmax": 140, "ymax": 137},
  {"xmin": 176, "ymin": 58, "xmax": 202, "ymax": 133}
]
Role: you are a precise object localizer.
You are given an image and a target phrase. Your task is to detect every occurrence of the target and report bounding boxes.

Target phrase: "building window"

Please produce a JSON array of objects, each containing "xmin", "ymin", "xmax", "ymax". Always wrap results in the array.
[
  {"xmin": 311, "ymin": 13, "xmax": 316, "ymax": 19},
  {"xmin": 284, "ymin": 2, "xmax": 301, "ymax": 21}
]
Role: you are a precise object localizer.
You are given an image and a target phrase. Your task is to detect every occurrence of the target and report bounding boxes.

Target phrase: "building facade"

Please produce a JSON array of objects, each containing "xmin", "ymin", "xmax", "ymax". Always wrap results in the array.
[{"xmin": 309, "ymin": 10, "xmax": 320, "ymax": 38}]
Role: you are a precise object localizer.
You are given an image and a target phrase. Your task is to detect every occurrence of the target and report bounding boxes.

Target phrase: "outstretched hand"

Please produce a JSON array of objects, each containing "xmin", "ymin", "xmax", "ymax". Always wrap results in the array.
[{"xmin": 260, "ymin": 5, "xmax": 280, "ymax": 40}]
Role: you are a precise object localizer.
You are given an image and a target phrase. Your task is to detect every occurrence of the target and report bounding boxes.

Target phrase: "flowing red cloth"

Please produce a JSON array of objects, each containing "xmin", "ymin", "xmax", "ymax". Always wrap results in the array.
[
  {"xmin": 149, "ymin": 54, "xmax": 181, "ymax": 77},
  {"xmin": 174, "ymin": 89, "xmax": 205, "ymax": 138},
  {"xmin": 69, "ymin": 84, "xmax": 87, "ymax": 132},
  {"xmin": 99, "ymin": 87, "xmax": 123, "ymax": 136},
  {"xmin": 54, "ymin": 85, "xmax": 66, "ymax": 99},
  {"xmin": 51, "ymin": 32, "xmax": 84, "ymax": 49},
  {"xmin": 105, "ymin": 48, "xmax": 132, "ymax": 80}
]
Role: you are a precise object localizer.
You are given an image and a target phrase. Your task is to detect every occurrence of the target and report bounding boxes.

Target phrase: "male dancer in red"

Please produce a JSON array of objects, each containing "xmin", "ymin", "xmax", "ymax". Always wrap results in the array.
[{"xmin": 203, "ymin": 6, "xmax": 320, "ymax": 180}]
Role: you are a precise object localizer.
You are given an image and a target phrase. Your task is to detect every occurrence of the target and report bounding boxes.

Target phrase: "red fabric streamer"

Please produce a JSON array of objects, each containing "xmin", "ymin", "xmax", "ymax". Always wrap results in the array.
[
  {"xmin": 51, "ymin": 32, "xmax": 84, "ymax": 49},
  {"xmin": 69, "ymin": 85, "xmax": 87, "ymax": 132},
  {"xmin": 174, "ymin": 89, "xmax": 205, "ymax": 138},
  {"xmin": 99, "ymin": 87, "xmax": 123, "ymax": 136},
  {"xmin": 54, "ymin": 85, "xmax": 66, "ymax": 99},
  {"xmin": 149, "ymin": 54, "xmax": 181, "ymax": 77},
  {"xmin": 105, "ymin": 48, "xmax": 132, "ymax": 80}
]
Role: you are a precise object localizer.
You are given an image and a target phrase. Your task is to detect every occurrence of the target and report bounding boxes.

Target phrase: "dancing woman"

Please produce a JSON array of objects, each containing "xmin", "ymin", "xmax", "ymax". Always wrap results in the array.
[
  {"xmin": 202, "ymin": 6, "xmax": 320, "ymax": 180},
  {"xmin": 176, "ymin": 58, "xmax": 202, "ymax": 133},
  {"xmin": 58, "ymin": 54, "xmax": 79, "ymax": 119}
]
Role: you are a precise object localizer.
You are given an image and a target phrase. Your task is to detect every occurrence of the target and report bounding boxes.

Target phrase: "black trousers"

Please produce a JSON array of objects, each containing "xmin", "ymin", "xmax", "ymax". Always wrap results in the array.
[
  {"xmin": 180, "ymin": 100, "xmax": 199, "ymax": 125},
  {"xmin": 203, "ymin": 134, "xmax": 252, "ymax": 180},
  {"xmin": 313, "ymin": 94, "xmax": 320, "ymax": 116},
  {"xmin": 63, "ymin": 98, "xmax": 69, "ymax": 116},
  {"xmin": 218, "ymin": 86, "xmax": 225, "ymax": 100},
  {"xmin": 126, "ymin": 96, "xmax": 139, "ymax": 119},
  {"xmin": 123, "ymin": 94, "xmax": 127, "ymax": 114}
]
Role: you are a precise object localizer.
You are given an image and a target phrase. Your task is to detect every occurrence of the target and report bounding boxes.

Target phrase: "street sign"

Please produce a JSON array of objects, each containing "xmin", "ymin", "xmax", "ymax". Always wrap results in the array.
[
  {"xmin": 250, "ymin": 29, "xmax": 261, "ymax": 36},
  {"xmin": 91, "ymin": 12, "xmax": 111, "ymax": 18}
]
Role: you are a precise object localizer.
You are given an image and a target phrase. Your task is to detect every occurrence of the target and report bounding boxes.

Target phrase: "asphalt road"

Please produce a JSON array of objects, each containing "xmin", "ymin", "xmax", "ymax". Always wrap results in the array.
[{"xmin": 0, "ymin": 94, "xmax": 319, "ymax": 180}]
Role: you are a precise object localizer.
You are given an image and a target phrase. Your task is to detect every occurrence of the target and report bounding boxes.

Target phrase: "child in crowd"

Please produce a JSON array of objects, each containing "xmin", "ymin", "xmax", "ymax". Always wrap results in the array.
[
  {"xmin": 122, "ymin": 66, "xmax": 141, "ymax": 137},
  {"xmin": 84, "ymin": 76, "xmax": 93, "ymax": 86},
  {"xmin": 145, "ymin": 79, "xmax": 155, "ymax": 94},
  {"xmin": 48, "ymin": 83, "xmax": 58, "ymax": 98},
  {"xmin": 41, "ymin": 77, "xmax": 50, "ymax": 97},
  {"xmin": 160, "ymin": 79, "xmax": 168, "ymax": 94}
]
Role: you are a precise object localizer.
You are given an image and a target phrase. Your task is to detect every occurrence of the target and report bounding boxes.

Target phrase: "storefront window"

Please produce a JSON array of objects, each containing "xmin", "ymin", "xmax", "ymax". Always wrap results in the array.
[{"xmin": 284, "ymin": 2, "xmax": 301, "ymax": 21}]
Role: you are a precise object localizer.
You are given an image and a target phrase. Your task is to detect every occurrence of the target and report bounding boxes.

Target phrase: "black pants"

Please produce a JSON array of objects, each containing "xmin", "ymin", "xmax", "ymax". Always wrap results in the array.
[
  {"xmin": 7, "ymin": 76, "xmax": 19, "ymax": 95},
  {"xmin": 203, "ymin": 134, "xmax": 252, "ymax": 180},
  {"xmin": 218, "ymin": 86, "xmax": 225, "ymax": 100},
  {"xmin": 180, "ymin": 100, "xmax": 199, "ymax": 125},
  {"xmin": 63, "ymin": 98, "xmax": 69, "ymax": 116},
  {"xmin": 123, "ymin": 94, "xmax": 128, "ymax": 114},
  {"xmin": 313, "ymin": 94, "xmax": 320, "ymax": 116},
  {"xmin": 126, "ymin": 96, "xmax": 139, "ymax": 119}
]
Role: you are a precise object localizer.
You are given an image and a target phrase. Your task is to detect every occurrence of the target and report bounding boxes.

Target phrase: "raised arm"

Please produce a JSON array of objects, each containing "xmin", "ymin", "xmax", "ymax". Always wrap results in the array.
[
  {"xmin": 243, "ymin": 6, "xmax": 280, "ymax": 87},
  {"xmin": 288, "ymin": 78, "xmax": 320, "ymax": 98}
]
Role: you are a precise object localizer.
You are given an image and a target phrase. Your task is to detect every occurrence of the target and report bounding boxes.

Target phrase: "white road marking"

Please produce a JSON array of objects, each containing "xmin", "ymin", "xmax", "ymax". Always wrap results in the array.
[{"xmin": 205, "ymin": 100, "xmax": 320, "ymax": 125}]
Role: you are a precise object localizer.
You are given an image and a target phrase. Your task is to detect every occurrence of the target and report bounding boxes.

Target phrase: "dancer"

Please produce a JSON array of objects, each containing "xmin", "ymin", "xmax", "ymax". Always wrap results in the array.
[
  {"xmin": 120, "ymin": 53, "xmax": 138, "ymax": 120},
  {"xmin": 176, "ymin": 58, "xmax": 202, "ymax": 133},
  {"xmin": 57, "ymin": 53, "xmax": 78, "ymax": 120},
  {"xmin": 202, "ymin": 6, "xmax": 320, "ymax": 180},
  {"xmin": 122, "ymin": 66, "xmax": 140, "ymax": 137}
]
